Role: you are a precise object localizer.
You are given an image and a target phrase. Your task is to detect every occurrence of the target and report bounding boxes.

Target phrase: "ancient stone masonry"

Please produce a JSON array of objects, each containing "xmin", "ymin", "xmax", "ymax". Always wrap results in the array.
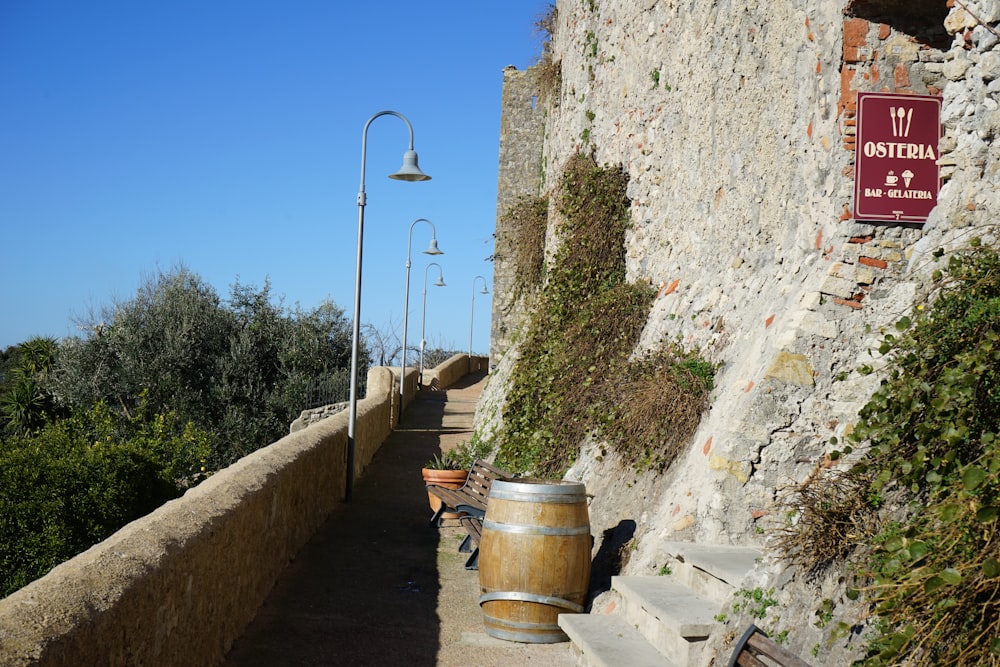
[
  {"xmin": 830, "ymin": 2, "xmax": 951, "ymax": 313},
  {"xmin": 484, "ymin": 0, "xmax": 1000, "ymax": 662},
  {"xmin": 290, "ymin": 401, "xmax": 348, "ymax": 433},
  {"xmin": 491, "ymin": 65, "xmax": 547, "ymax": 362}
]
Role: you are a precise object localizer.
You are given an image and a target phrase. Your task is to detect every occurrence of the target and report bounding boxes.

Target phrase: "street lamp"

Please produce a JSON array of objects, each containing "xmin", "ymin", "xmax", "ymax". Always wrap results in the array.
[
  {"xmin": 469, "ymin": 275, "xmax": 489, "ymax": 357},
  {"xmin": 347, "ymin": 110, "xmax": 430, "ymax": 502},
  {"xmin": 400, "ymin": 218, "xmax": 443, "ymax": 406},
  {"xmin": 419, "ymin": 262, "xmax": 446, "ymax": 386}
]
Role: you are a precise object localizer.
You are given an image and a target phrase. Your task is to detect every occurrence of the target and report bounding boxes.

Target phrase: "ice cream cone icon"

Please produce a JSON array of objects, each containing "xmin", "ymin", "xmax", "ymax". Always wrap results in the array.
[{"xmin": 902, "ymin": 170, "xmax": 914, "ymax": 188}]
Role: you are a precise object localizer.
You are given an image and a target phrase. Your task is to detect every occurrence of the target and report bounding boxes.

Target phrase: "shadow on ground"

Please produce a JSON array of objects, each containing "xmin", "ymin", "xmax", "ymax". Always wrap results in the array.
[
  {"xmin": 226, "ymin": 372, "xmax": 576, "ymax": 667},
  {"xmin": 224, "ymin": 379, "xmax": 461, "ymax": 666}
]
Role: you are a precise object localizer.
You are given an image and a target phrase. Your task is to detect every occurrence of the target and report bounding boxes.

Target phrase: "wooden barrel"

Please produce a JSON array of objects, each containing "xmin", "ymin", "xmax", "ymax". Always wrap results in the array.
[{"xmin": 478, "ymin": 479, "xmax": 591, "ymax": 643}]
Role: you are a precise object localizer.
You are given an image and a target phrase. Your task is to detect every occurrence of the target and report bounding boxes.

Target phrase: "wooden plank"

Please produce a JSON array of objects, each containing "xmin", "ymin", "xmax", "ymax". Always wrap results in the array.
[
  {"xmin": 746, "ymin": 633, "xmax": 811, "ymax": 667},
  {"xmin": 460, "ymin": 517, "xmax": 482, "ymax": 546},
  {"xmin": 427, "ymin": 487, "xmax": 486, "ymax": 514},
  {"xmin": 426, "ymin": 459, "xmax": 512, "ymax": 520},
  {"xmin": 734, "ymin": 653, "xmax": 767, "ymax": 667},
  {"xmin": 727, "ymin": 625, "xmax": 811, "ymax": 667}
]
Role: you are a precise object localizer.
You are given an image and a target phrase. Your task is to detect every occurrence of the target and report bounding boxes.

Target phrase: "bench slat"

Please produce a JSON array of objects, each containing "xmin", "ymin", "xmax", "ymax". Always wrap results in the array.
[
  {"xmin": 426, "ymin": 459, "xmax": 512, "ymax": 524},
  {"xmin": 460, "ymin": 516, "xmax": 482, "ymax": 546},
  {"xmin": 428, "ymin": 485, "xmax": 487, "ymax": 514},
  {"xmin": 734, "ymin": 654, "xmax": 767, "ymax": 667},
  {"xmin": 727, "ymin": 625, "xmax": 811, "ymax": 667},
  {"xmin": 745, "ymin": 633, "xmax": 810, "ymax": 667}
]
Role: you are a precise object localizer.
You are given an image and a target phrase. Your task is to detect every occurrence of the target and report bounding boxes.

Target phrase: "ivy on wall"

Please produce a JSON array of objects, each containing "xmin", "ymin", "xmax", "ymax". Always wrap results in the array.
[{"xmin": 494, "ymin": 153, "xmax": 713, "ymax": 476}]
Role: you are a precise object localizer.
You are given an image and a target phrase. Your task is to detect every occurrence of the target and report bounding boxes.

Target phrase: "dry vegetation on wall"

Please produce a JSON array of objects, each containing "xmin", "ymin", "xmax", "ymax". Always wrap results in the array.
[
  {"xmin": 774, "ymin": 465, "xmax": 882, "ymax": 578},
  {"xmin": 496, "ymin": 195, "xmax": 548, "ymax": 302},
  {"xmin": 494, "ymin": 154, "xmax": 713, "ymax": 477},
  {"xmin": 535, "ymin": 58, "xmax": 561, "ymax": 109},
  {"xmin": 775, "ymin": 241, "xmax": 1000, "ymax": 666},
  {"xmin": 533, "ymin": 3, "xmax": 561, "ymax": 106}
]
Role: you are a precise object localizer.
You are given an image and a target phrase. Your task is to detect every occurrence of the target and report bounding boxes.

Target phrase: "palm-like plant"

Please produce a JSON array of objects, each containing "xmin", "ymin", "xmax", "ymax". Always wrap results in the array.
[
  {"xmin": 1, "ymin": 374, "xmax": 45, "ymax": 436},
  {"xmin": 17, "ymin": 337, "xmax": 58, "ymax": 376},
  {"xmin": 1, "ymin": 337, "xmax": 59, "ymax": 437}
]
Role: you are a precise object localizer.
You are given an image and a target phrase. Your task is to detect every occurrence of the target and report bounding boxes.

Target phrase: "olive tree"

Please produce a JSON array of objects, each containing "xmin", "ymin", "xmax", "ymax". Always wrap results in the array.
[{"xmin": 48, "ymin": 266, "xmax": 361, "ymax": 467}]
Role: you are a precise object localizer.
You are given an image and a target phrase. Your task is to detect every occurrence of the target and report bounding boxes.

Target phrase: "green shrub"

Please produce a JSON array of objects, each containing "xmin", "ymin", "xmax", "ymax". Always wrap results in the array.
[
  {"xmin": 0, "ymin": 267, "xmax": 356, "ymax": 597},
  {"xmin": 0, "ymin": 402, "xmax": 211, "ymax": 597},
  {"xmin": 852, "ymin": 244, "xmax": 1000, "ymax": 666},
  {"xmin": 777, "ymin": 242, "xmax": 1000, "ymax": 666}
]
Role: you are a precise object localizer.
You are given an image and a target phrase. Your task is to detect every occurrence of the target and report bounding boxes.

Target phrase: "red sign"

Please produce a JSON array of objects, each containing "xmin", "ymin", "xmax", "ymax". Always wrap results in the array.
[{"xmin": 853, "ymin": 92, "xmax": 942, "ymax": 223}]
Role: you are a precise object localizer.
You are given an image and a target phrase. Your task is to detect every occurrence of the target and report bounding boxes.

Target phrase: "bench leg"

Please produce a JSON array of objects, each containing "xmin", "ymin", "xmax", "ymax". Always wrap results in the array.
[
  {"xmin": 464, "ymin": 548, "xmax": 479, "ymax": 571},
  {"xmin": 429, "ymin": 504, "xmax": 446, "ymax": 526},
  {"xmin": 458, "ymin": 534, "xmax": 473, "ymax": 553}
]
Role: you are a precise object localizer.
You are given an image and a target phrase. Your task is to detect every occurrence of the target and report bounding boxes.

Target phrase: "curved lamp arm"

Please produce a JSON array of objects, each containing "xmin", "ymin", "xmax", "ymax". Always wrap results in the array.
[
  {"xmin": 347, "ymin": 110, "xmax": 430, "ymax": 503},
  {"xmin": 401, "ymin": 218, "xmax": 443, "ymax": 402},
  {"xmin": 358, "ymin": 110, "xmax": 429, "ymax": 205},
  {"xmin": 469, "ymin": 275, "xmax": 490, "ymax": 357}
]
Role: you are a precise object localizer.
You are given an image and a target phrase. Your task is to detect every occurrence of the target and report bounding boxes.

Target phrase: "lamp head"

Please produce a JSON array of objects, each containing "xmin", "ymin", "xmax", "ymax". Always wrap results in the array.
[
  {"xmin": 434, "ymin": 277, "xmax": 446, "ymax": 287},
  {"xmin": 390, "ymin": 150, "xmax": 431, "ymax": 181},
  {"xmin": 480, "ymin": 286, "xmax": 489, "ymax": 295},
  {"xmin": 423, "ymin": 238, "xmax": 443, "ymax": 255}
]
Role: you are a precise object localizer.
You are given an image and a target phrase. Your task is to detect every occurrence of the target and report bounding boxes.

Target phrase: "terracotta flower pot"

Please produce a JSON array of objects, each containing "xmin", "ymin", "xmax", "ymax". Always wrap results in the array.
[{"xmin": 422, "ymin": 468, "xmax": 469, "ymax": 519}]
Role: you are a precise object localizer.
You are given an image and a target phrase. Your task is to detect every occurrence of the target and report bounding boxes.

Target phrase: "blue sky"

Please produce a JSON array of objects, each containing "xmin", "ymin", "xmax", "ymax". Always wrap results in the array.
[{"xmin": 0, "ymin": 1, "xmax": 549, "ymax": 356}]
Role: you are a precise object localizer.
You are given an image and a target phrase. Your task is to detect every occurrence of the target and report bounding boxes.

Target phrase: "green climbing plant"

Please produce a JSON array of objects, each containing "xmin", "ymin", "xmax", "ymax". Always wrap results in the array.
[
  {"xmin": 494, "ymin": 153, "xmax": 713, "ymax": 476},
  {"xmin": 776, "ymin": 241, "xmax": 1000, "ymax": 666}
]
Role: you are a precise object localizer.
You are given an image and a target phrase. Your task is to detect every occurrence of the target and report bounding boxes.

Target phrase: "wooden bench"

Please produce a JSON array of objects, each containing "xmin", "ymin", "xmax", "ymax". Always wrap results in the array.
[
  {"xmin": 426, "ymin": 459, "xmax": 510, "ymax": 526},
  {"xmin": 727, "ymin": 624, "xmax": 811, "ymax": 667},
  {"xmin": 426, "ymin": 459, "xmax": 511, "ymax": 570}
]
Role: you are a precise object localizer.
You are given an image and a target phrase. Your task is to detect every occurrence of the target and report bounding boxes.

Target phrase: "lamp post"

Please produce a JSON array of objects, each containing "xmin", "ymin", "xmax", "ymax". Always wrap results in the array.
[
  {"xmin": 347, "ymin": 110, "xmax": 430, "ymax": 502},
  {"xmin": 419, "ymin": 262, "xmax": 446, "ymax": 386},
  {"xmin": 469, "ymin": 275, "xmax": 489, "ymax": 358},
  {"xmin": 400, "ymin": 218, "xmax": 443, "ymax": 407}
]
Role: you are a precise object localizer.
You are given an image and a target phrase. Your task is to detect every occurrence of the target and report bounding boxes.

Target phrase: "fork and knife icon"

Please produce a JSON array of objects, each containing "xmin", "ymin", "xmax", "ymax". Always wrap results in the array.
[{"xmin": 890, "ymin": 106, "xmax": 913, "ymax": 138}]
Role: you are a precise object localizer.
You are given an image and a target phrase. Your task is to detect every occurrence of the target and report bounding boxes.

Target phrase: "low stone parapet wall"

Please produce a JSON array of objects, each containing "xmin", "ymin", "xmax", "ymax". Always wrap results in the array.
[
  {"xmin": 0, "ymin": 367, "xmax": 398, "ymax": 667},
  {"xmin": 422, "ymin": 354, "xmax": 489, "ymax": 390}
]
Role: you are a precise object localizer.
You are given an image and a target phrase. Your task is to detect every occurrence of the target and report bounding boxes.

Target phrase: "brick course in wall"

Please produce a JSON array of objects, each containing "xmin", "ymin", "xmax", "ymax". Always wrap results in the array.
[{"xmin": 827, "ymin": 5, "xmax": 950, "ymax": 311}]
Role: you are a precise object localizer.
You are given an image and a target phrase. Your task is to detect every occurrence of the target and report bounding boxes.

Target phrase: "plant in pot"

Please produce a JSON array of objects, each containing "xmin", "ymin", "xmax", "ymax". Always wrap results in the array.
[{"xmin": 422, "ymin": 448, "xmax": 469, "ymax": 519}]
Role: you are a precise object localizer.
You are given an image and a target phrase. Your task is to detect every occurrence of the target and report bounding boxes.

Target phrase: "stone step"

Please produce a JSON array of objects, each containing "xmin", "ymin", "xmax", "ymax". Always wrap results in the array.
[
  {"xmin": 558, "ymin": 613, "xmax": 678, "ymax": 667},
  {"xmin": 613, "ymin": 576, "xmax": 721, "ymax": 665},
  {"xmin": 661, "ymin": 542, "xmax": 762, "ymax": 606},
  {"xmin": 559, "ymin": 544, "xmax": 762, "ymax": 667}
]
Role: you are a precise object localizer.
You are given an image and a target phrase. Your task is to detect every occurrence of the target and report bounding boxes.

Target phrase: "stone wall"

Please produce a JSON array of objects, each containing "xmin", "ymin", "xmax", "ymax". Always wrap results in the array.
[
  {"xmin": 491, "ymin": 65, "xmax": 547, "ymax": 361},
  {"xmin": 291, "ymin": 357, "xmax": 488, "ymax": 431},
  {"xmin": 420, "ymin": 353, "xmax": 489, "ymax": 390},
  {"xmin": 0, "ymin": 367, "xmax": 398, "ymax": 667},
  {"xmin": 483, "ymin": 0, "xmax": 1000, "ymax": 661}
]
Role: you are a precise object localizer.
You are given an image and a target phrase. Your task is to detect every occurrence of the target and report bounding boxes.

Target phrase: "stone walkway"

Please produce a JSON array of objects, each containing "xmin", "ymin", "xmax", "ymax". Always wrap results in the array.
[{"xmin": 223, "ymin": 371, "xmax": 577, "ymax": 667}]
